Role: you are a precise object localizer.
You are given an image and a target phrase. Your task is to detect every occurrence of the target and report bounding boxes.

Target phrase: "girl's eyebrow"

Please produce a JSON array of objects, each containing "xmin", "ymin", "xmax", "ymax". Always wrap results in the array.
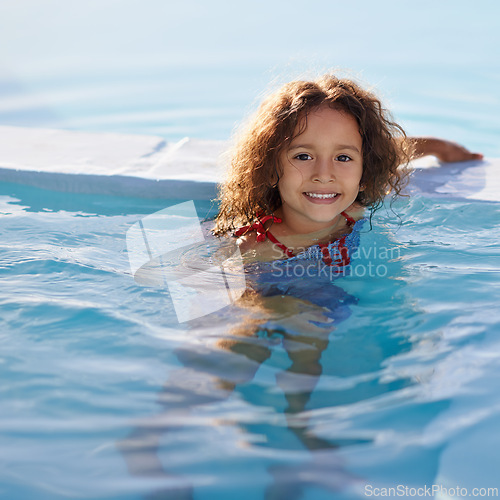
[{"xmin": 289, "ymin": 143, "xmax": 361, "ymax": 154}]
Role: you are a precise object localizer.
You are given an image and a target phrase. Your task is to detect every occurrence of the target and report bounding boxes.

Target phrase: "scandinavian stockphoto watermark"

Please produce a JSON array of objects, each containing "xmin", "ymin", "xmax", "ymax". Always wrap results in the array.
[
  {"xmin": 270, "ymin": 241, "xmax": 401, "ymax": 279},
  {"xmin": 126, "ymin": 201, "xmax": 246, "ymax": 323}
]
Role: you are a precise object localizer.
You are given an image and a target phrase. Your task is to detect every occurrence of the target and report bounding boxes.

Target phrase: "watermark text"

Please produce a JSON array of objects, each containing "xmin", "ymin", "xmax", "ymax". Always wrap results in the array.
[{"xmin": 364, "ymin": 484, "xmax": 499, "ymax": 497}]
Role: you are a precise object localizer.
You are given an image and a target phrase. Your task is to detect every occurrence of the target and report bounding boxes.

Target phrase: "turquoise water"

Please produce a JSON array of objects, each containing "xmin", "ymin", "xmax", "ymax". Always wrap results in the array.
[
  {"xmin": 2, "ymin": 1, "xmax": 500, "ymax": 498},
  {"xmin": 2, "ymin": 184, "xmax": 500, "ymax": 499}
]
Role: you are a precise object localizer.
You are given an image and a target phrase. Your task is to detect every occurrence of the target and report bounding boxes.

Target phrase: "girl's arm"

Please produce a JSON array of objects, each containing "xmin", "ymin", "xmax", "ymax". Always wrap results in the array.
[{"xmin": 407, "ymin": 137, "xmax": 483, "ymax": 162}]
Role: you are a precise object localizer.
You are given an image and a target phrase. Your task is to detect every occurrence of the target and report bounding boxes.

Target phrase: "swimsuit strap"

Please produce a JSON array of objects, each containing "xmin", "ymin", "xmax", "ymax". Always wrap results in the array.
[
  {"xmin": 343, "ymin": 211, "xmax": 355, "ymax": 226},
  {"xmin": 235, "ymin": 211, "xmax": 354, "ymax": 266},
  {"xmin": 234, "ymin": 214, "xmax": 283, "ymax": 241},
  {"xmin": 263, "ymin": 230, "xmax": 295, "ymax": 258}
]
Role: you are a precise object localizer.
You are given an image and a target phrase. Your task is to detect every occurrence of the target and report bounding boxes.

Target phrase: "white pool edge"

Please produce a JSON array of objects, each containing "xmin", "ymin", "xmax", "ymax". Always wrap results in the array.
[{"xmin": 0, "ymin": 125, "xmax": 498, "ymax": 202}]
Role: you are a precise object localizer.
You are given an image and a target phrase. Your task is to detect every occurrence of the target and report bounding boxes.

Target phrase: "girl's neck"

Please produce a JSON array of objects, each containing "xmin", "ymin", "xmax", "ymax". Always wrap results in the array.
[{"xmin": 272, "ymin": 208, "xmax": 346, "ymax": 246}]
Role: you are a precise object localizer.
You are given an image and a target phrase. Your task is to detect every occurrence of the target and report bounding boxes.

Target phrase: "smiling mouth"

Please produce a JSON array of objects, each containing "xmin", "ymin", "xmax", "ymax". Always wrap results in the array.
[{"xmin": 304, "ymin": 192, "xmax": 339, "ymax": 199}]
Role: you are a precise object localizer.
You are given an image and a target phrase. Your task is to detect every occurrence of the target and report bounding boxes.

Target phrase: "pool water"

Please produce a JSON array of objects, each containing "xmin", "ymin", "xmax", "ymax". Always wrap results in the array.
[
  {"xmin": 1, "ymin": 179, "xmax": 500, "ymax": 499},
  {"xmin": 2, "ymin": 1, "xmax": 500, "ymax": 498}
]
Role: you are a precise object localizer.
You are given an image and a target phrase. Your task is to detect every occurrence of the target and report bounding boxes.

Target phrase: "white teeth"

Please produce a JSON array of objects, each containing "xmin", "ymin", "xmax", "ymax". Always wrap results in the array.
[{"xmin": 305, "ymin": 192, "xmax": 338, "ymax": 199}]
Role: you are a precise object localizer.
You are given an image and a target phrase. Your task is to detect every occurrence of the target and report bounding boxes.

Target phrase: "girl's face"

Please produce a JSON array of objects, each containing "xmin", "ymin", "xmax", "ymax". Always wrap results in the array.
[{"xmin": 277, "ymin": 105, "xmax": 363, "ymax": 234}]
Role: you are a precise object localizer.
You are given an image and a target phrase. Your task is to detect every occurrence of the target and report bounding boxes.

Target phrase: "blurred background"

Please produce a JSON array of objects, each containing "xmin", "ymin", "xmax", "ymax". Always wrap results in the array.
[{"xmin": 0, "ymin": 0, "xmax": 498, "ymax": 154}]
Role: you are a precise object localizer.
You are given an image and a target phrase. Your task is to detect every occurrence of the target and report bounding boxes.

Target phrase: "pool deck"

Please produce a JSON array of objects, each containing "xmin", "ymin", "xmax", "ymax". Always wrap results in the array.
[
  {"xmin": 0, "ymin": 125, "xmax": 227, "ymax": 199},
  {"xmin": 0, "ymin": 125, "xmax": 498, "ymax": 201}
]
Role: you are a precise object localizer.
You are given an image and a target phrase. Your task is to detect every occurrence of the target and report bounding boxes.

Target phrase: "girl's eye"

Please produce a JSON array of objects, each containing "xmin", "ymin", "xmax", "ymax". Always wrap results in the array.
[
  {"xmin": 294, "ymin": 153, "xmax": 312, "ymax": 161},
  {"xmin": 336, "ymin": 154, "xmax": 352, "ymax": 162}
]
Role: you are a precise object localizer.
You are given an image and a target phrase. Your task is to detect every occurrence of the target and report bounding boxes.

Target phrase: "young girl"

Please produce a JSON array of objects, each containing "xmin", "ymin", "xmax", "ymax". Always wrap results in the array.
[
  {"xmin": 120, "ymin": 75, "xmax": 483, "ymax": 499},
  {"xmin": 213, "ymin": 74, "xmax": 482, "ymax": 266}
]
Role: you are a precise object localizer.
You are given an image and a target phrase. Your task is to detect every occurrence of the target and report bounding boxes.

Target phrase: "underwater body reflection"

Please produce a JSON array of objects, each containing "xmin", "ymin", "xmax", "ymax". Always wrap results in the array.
[{"xmin": 118, "ymin": 234, "xmax": 426, "ymax": 500}]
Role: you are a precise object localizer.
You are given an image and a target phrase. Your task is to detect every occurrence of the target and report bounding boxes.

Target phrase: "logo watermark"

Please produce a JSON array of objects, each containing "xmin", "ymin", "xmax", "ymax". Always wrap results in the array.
[
  {"xmin": 270, "ymin": 242, "xmax": 401, "ymax": 280},
  {"xmin": 126, "ymin": 200, "xmax": 246, "ymax": 323},
  {"xmin": 364, "ymin": 484, "xmax": 499, "ymax": 497}
]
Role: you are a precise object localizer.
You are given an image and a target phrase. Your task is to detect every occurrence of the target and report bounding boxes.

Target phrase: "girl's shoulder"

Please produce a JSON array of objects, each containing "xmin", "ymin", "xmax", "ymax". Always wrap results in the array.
[
  {"xmin": 236, "ymin": 227, "xmax": 280, "ymax": 261},
  {"xmin": 236, "ymin": 230, "xmax": 258, "ymax": 253},
  {"xmin": 233, "ymin": 214, "xmax": 283, "ymax": 261}
]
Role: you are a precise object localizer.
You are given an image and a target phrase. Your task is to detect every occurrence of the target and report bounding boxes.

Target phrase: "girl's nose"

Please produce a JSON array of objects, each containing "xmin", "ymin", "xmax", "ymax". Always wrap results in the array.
[{"xmin": 312, "ymin": 158, "xmax": 335, "ymax": 182}]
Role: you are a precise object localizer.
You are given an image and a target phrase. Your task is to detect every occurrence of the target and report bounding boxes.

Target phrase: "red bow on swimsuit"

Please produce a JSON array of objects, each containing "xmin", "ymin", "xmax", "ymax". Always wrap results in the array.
[{"xmin": 235, "ymin": 212, "xmax": 355, "ymax": 267}]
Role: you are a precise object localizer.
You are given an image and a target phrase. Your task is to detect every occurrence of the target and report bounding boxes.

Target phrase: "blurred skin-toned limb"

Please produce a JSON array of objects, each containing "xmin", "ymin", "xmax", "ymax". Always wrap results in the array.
[
  {"xmin": 217, "ymin": 292, "xmax": 338, "ymax": 451},
  {"xmin": 117, "ymin": 290, "xmax": 339, "ymax": 500},
  {"xmin": 407, "ymin": 136, "xmax": 483, "ymax": 162}
]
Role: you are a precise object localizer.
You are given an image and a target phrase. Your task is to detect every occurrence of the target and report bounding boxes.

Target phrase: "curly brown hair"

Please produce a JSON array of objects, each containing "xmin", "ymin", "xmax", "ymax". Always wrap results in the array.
[{"xmin": 213, "ymin": 74, "xmax": 412, "ymax": 236}]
